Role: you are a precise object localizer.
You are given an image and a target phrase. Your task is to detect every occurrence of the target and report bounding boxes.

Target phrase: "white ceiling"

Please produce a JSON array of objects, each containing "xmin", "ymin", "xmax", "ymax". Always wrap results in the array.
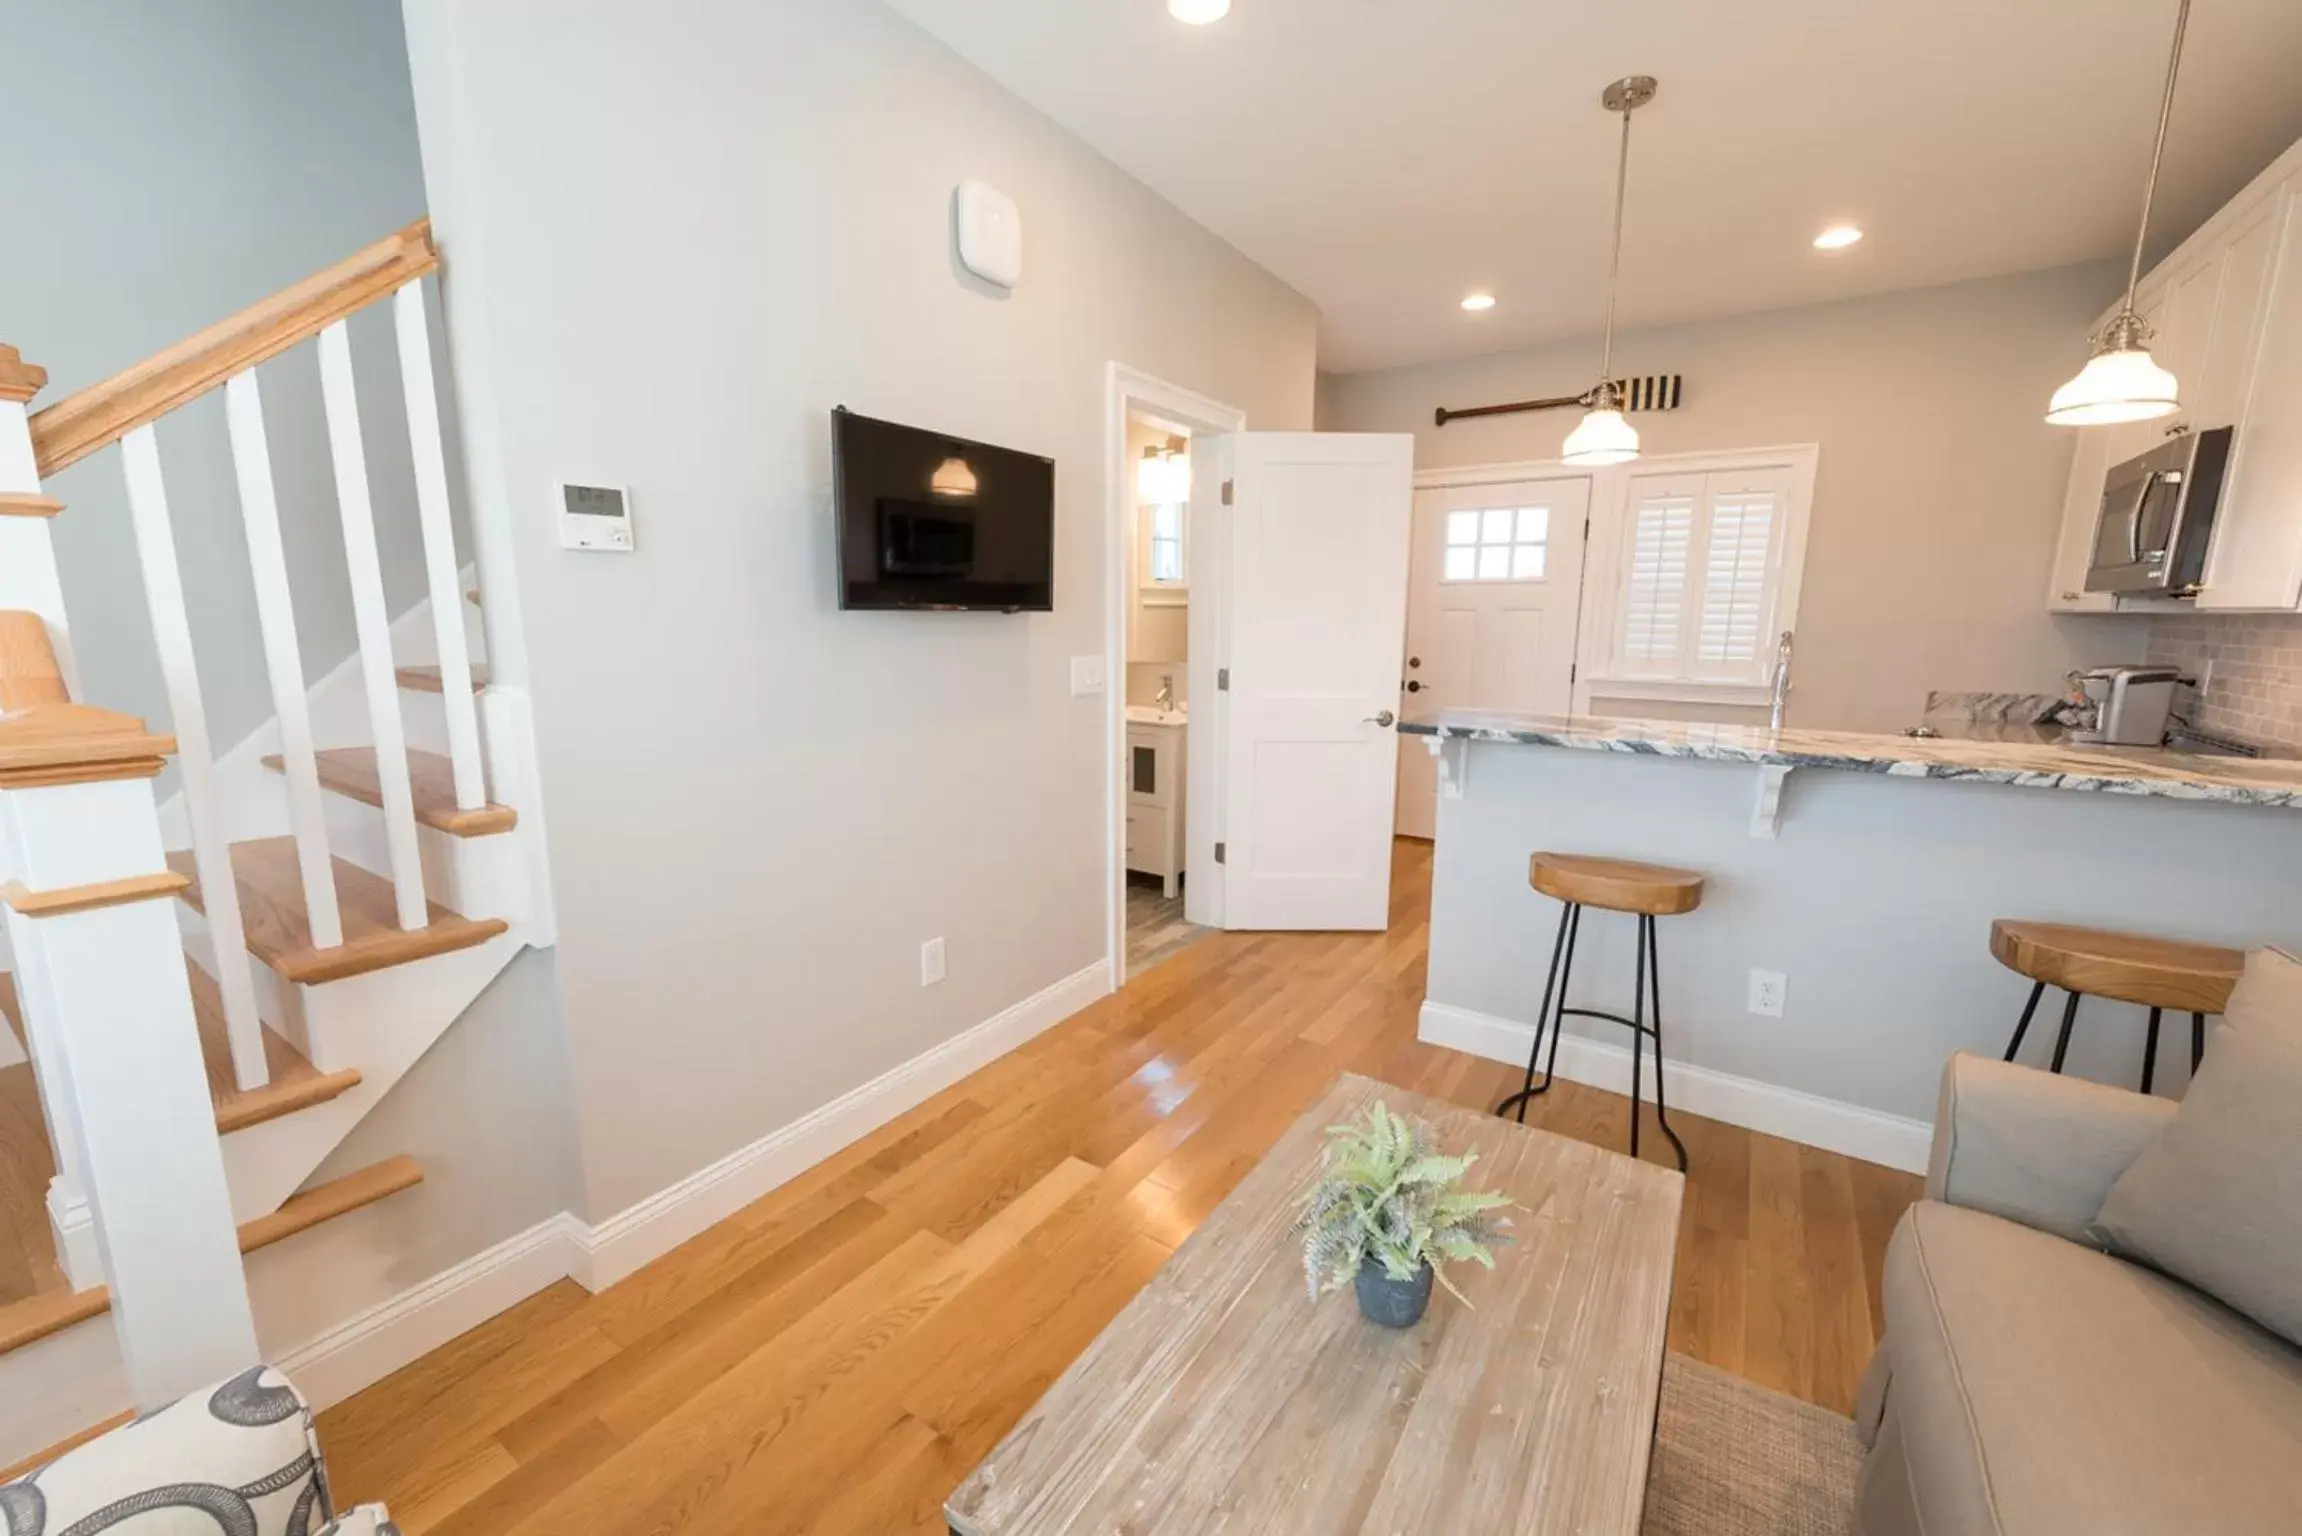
[{"xmin": 884, "ymin": 0, "xmax": 2302, "ymax": 373}]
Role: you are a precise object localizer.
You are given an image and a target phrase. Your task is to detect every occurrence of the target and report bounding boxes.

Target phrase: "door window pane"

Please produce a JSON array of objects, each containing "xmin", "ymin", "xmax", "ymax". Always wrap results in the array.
[{"xmin": 1439, "ymin": 504, "xmax": 1552, "ymax": 584}]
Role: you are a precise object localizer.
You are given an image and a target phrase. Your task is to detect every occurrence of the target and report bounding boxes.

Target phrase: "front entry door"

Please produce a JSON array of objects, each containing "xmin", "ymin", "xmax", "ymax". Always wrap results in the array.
[{"xmin": 1396, "ymin": 477, "xmax": 1592, "ymax": 839}]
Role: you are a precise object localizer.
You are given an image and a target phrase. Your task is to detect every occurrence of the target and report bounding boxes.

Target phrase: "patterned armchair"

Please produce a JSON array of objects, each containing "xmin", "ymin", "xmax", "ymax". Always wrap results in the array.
[{"xmin": 0, "ymin": 1367, "xmax": 392, "ymax": 1535}]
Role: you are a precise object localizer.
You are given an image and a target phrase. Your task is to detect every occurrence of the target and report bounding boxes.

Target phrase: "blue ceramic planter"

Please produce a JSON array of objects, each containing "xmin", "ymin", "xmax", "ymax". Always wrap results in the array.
[{"xmin": 1354, "ymin": 1256, "xmax": 1435, "ymax": 1328}]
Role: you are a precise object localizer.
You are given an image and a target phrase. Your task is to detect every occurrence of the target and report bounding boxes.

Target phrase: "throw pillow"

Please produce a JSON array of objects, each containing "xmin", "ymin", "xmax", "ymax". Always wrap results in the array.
[
  {"xmin": 2221, "ymin": 945, "xmax": 2302, "ymax": 1034},
  {"xmin": 2091, "ymin": 997, "xmax": 2302, "ymax": 1348}
]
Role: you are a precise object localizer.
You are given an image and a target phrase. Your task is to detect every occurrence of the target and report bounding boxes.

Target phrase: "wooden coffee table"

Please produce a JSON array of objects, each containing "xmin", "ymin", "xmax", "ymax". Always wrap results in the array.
[{"xmin": 946, "ymin": 1072, "xmax": 1686, "ymax": 1534}]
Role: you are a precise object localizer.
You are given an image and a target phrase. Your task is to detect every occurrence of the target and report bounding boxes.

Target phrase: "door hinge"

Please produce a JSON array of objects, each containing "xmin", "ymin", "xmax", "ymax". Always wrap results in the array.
[
  {"xmin": 1583, "ymin": 515, "xmax": 1591, "ymax": 537},
  {"xmin": 1214, "ymin": 842, "xmax": 1227, "ymax": 865},
  {"xmin": 1570, "ymin": 662, "xmax": 1579, "ymax": 684},
  {"xmin": 1221, "ymin": 480, "xmax": 1235, "ymax": 506},
  {"xmin": 1217, "ymin": 667, "xmax": 1231, "ymax": 692}
]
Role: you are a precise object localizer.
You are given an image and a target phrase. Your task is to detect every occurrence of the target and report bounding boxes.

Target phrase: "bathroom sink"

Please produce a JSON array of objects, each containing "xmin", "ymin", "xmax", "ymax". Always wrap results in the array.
[{"xmin": 1125, "ymin": 705, "xmax": 1188, "ymax": 727}]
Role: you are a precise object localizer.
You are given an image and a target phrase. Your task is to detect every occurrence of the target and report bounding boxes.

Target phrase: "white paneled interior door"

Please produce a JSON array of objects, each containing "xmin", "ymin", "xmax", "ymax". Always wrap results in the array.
[
  {"xmin": 1395, "ymin": 477, "xmax": 1591, "ymax": 839},
  {"xmin": 1220, "ymin": 432, "xmax": 1414, "ymax": 931}
]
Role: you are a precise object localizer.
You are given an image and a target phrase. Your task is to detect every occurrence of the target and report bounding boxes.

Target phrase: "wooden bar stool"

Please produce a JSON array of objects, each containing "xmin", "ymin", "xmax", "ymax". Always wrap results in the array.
[
  {"xmin": 1499, "ymin": 853, "xmax": 1703, "ymax": 1171},
  {"xmin": 1990, "ymin": 920, "xmax": 2244, "ymax": 1094}
]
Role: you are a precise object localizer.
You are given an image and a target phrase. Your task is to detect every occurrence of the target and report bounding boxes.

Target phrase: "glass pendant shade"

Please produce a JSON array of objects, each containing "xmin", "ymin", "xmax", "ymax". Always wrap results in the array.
[
  {"xmin": 1561, "ymin": 405, "xmax": 1640, "ymax": 466},
  {"xmin": 2046, "ymin": 335, "xmax": 2181, "ymax": 427}
]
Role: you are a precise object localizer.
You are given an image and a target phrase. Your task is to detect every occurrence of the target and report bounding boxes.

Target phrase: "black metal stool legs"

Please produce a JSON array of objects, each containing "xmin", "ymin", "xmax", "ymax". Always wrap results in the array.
[
  {"xmin": 2141, "ymin": 1008, "xmax": 2163, "ymax": 1095},
  {"xmin": 2192, "ymin": 1013, "xmax": 2207, "ymax": 1074},
  {"xmin": 2003, "ymin": 981, "xmax": 2046, "ymax": 1061},
  {"xmin": 1496, "ymin": 903, "xmax": 1687, "ymax": 1172},
  {"xmin": 2048, "ymin": 990, "xmax": 2083, "ymax": 1072},
  {"xmin": 1498, "ymin": 901, "xmax": 1578, "ymax": 1123},
  {"xmin": 1641, "ymin": 914, "xmax": 1690, "ymax": 1173}
]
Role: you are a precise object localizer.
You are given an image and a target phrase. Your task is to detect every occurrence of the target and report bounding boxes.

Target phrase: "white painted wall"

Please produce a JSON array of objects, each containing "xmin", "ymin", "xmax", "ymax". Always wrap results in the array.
[
  {"xmin": 1320, "ymin": 265, "xmax": 2158, "ymax": 732},
  {"xmin": 0, "ymin": 1, "xmax": 462, "ymax": 764},
  {"xmin": 401, "ymin": 0, "xmax": 1320, "ymax": 1217}
]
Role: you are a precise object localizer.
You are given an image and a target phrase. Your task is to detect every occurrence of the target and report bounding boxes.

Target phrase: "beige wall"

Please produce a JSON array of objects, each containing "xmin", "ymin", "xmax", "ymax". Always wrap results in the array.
[
  {"xmin": 1320, "ymin": 264, "xmax": 2157, "ymax": 732},
  {"xmin": 406, "ymin": 0, "xmax": 1318, "ymax": 1216}
]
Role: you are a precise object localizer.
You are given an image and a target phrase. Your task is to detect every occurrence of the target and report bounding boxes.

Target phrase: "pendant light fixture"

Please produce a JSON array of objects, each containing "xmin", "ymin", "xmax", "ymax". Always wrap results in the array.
[
  {"xmin": 2048, "ymin": 0, "xmax": 2191, "ymax": 427},
  {"xmin": 1563, "ymin": 76, "xmax": 1656, "ymax": 467}
]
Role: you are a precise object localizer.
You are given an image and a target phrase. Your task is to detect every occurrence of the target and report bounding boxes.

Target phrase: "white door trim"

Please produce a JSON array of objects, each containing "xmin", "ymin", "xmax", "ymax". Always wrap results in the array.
[{"xmin": 1104, "ymin": 364, "xmax": 1246, "ymax": 992}]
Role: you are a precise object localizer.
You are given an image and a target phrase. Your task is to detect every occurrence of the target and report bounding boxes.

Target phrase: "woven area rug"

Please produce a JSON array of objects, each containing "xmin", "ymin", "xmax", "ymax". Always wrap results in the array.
[{"xmin": 1645, "ymin": 1354, "xmax": 1863, "ymax": 1536}]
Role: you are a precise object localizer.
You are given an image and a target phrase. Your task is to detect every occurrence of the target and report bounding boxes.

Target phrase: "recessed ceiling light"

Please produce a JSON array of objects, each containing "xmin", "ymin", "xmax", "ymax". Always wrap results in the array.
[
  {"xmin": 1813, "ymin": 224, "xmax": 1865, "ymax": 251},
  {"xmin": 1460, "ymin": 292, "xmax": 1497, "ymax": 313},
  {"xmin": 1168, "ymin": 0, "xmax": 1231, "ymax": 23}
]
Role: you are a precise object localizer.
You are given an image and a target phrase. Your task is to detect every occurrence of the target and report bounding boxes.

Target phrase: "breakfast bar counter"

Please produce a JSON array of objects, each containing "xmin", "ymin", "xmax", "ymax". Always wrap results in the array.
[{"xmin": 1402, "ymin": 710, "xmax": 2302, "ymax": 1170}]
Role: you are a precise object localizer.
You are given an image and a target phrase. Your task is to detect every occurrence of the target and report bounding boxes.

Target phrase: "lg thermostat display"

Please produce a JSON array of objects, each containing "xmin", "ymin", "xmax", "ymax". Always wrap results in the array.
[{"xmin": 557, "ymin": 482, "xmax": 633, "ymax": 552}]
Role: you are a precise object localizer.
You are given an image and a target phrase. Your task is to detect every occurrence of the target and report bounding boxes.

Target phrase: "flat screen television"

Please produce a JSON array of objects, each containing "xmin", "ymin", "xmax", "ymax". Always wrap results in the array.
[{"xmin": 833, "ymin": 407, "xmax": 1055, "ymax": 612}]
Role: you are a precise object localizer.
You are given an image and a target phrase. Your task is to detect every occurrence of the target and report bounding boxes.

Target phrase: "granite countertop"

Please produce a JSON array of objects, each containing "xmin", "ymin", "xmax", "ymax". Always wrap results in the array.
[{"xmin": 1399, "ymin": 709, "xmax": 2302, "ymax": 811}]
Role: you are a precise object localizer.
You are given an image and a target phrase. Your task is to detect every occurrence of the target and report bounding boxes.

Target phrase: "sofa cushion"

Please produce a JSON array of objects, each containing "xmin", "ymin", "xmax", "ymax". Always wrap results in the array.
[
  {"xmin": 2221, "ymin": 945, "xmax": 2302, "ymax": 1034},
  {"xmin": 2090, "ymin": 991, "xmax": 2302, "ymax": 1347},
  {"xmin": 1877, "ymin": 1200, "xmax": 2302, "ymax": 1535}
]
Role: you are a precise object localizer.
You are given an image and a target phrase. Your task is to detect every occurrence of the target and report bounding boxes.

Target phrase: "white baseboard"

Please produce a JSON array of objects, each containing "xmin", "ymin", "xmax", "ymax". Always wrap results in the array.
[
  {"xmin": 573, "ymin": 960, "xmax": 1111, "ymax": 1290},
  {"xmin": 1419, "ymin": 1000, "xmax": 1932, "ymax": 1174},
  {"xmin": 274, "ymin": 1213, "xmax": 586, "ymax": 1412}
]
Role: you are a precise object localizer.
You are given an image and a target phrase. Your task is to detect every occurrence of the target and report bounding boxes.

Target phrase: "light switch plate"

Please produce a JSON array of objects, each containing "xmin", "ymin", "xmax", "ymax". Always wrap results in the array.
[
  {"xmin": 921, "ymin": 937, "xmax": 947, "ymax": 987},
  {"xmin": 1070, "ymin": 655, "xmax": 1107, "ymax": 696}
]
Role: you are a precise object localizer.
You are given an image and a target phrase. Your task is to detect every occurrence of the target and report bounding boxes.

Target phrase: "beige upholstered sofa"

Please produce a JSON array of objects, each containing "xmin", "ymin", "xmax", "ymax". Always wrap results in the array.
[{"xmin": 1854, "ymin": 1052, "xmax": 2302, "ymax": 1534}]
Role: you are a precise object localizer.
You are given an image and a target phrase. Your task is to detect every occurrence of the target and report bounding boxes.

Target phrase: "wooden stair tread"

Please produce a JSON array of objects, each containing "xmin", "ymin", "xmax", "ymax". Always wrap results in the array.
[
  {"xmin": 0, "ymin": 1156, "xmax": 422, "ymax": 1357},
  {"xmin": 261, "ymin": 747, "xmax": 516, "ymax": 837},
  {"xmin": 170, "ymin": 837, "xmax": 509, "ymax": 984},
  {"xmin": 185, "ymin": 963, "xmax": 362, "ymax": 1134},
  {"xmin": 396, "ymin": 663, "xmax": 488, "ymax": 694}
]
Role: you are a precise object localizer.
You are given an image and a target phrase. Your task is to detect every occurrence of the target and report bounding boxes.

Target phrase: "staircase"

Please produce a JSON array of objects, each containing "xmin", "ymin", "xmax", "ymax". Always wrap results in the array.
[{"xmin": 0, "ymin": 221, "xmax": 548, "ymax": 1464}]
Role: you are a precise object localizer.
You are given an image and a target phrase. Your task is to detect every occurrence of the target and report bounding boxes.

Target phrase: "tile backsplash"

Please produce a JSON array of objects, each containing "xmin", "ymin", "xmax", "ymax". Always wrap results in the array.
[{"xmin": 2148, "ymin": 613, "xmax": 2302, "ymax": 750}]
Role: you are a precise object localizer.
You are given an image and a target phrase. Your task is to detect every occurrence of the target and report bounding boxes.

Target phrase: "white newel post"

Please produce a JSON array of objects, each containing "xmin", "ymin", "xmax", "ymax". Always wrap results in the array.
[
  {"xmin": 0, "ymin": 702, "xmax": 260, "ymax": 1405},
  {"xmin": 0, "ymin": 346, "xmax": 98, "ymax": 1284},
  {"xmin": 0, "ymin": 347, "xmax": 82, "ymax": 699}
]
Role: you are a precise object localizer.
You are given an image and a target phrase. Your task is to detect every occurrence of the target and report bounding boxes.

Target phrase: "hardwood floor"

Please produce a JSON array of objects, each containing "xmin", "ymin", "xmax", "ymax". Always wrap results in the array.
[{"xmin": 320, "ymin": 840, "xmax": 1921, "ymax": 1533}]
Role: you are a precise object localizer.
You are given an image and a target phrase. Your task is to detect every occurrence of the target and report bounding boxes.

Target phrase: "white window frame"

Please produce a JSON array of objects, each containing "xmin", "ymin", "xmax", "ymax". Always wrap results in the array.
[{"xmin": 1574, "ymin": 444, "xmax": 1817, "ymax": 711}]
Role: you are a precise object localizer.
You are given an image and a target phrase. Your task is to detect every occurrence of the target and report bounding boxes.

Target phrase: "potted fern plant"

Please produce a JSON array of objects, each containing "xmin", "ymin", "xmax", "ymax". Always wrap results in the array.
[{"xmin": 1296, "ymin": 1100, "xmax": 1512, "ymax": 1328}]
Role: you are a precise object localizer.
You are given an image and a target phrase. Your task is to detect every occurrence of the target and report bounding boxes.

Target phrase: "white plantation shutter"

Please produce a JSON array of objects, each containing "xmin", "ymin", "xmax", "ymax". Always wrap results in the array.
[
  {"xmin": 1612, "ymin": 467, "xmax": 1798, "ymax": 687},
  {"xmin": 1696, "ymin": 487, "xmax": 1779, "ymax": 675},
  {"xmin": 1621, "ymin": 491, "xmax": 1694, "ymax": 668}
]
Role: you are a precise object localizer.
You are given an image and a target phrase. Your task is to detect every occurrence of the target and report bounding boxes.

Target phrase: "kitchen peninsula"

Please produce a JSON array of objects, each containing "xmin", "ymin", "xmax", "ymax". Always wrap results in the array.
[{"xmin": 1403, "ymin": 709, "xmax": 2302, "ymax": 1171}]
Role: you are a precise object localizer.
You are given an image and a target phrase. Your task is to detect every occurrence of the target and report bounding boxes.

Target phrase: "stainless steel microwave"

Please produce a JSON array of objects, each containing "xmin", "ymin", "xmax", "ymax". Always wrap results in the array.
[{"xmin": 2085, "ymin": 426, "xmax": 2233, "ymax": 598}]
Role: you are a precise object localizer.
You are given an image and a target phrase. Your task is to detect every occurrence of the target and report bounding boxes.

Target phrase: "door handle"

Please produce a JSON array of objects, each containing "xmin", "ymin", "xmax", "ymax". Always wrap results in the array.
[{"xmin": 1366, "ymin": 710, "xmax": 1397, "ymax": 728}]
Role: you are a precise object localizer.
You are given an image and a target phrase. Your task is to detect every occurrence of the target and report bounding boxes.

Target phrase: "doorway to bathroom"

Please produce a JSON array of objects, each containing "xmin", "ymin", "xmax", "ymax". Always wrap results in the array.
[{"xmin": 1120, "ymin": 406, "xmax": 1209, "ymax": 980}]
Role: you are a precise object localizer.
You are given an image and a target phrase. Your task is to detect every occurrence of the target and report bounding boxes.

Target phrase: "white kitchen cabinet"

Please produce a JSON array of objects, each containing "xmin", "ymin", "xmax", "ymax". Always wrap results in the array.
[
  {"xmin": 2199, "ymin": 185, "xmax": 2302, "ymax": 609},
  {"xmin": 2047, "ymin": 136, "xmax": 2302, "ymax": 612},
  {"xmin": 1125, "ymin": 721, "xmax": 1188, "ymax": 897}
]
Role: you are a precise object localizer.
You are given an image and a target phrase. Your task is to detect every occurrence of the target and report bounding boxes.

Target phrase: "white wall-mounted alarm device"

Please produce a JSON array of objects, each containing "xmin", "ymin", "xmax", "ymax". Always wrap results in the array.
[
  {"xmin": 954, "ymin": 180, "xmax": 1022, "ymax": 290},
  {"xmin": 556, "ymin": 482, "xmax": 634, "ymax": 552}
]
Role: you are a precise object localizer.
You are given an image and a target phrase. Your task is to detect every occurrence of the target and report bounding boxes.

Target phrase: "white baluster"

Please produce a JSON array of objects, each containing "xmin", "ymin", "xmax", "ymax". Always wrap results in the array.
[
  {"xmin": 318, "ymin": 319, "xmax": 427, "ymax": 931},
  {"xmin": 394, "ymin": 281, "xmax": 485, "ymax": 811},
  {"xmin": 226, "ymin": 373, "xmax": 343, "ymax": 949},
  {"xmin": 120, "ymin": 427, "xmax": 269, "ymax": 1089}
]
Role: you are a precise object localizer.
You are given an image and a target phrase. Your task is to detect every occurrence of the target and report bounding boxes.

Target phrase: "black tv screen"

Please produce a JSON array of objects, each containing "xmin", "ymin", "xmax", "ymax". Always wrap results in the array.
[{"xmin": 833, "ymin": 407, "xmax": 1055, "ymax": 612}]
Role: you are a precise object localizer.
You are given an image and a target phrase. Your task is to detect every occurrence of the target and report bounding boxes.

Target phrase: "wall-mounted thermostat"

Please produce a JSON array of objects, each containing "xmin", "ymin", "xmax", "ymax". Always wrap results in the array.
[
  {"xmin": 556, "ymin": 482, "xmax": 633, "ymax": 552},
  {"xmin": 954, "ymin": 180, "xmax": 1022, "ymax": 290}
]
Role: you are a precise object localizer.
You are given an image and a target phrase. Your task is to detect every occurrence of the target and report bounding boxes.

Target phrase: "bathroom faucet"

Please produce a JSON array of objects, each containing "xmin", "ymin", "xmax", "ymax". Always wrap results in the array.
[
  {"xmin": 1769, "ymin": 631, "xmax": 1795, "ymax": 733},
  {"xmin": 1156, "ymin": 673, "xmax": 1176, "ymax": 712}
]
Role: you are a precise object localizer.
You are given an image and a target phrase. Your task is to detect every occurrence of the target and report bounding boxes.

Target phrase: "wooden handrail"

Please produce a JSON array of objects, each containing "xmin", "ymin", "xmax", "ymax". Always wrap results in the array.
[{"xmin": 28, "ymin": 219, "xmax": 438, "ymax": 478}]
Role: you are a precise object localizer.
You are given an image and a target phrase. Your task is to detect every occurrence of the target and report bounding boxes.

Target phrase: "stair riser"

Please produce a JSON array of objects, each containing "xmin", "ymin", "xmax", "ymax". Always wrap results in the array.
[
  {"xmin": 0, "ymin": 1311, "xmax": 128, "ymax": 1471},
  {"xmin": 178, "ymin": 908, "xmax": 310, "ymax": 1060},
  {"xmin": 320, "ymin": 791, "xmax": 527, "ymax": 925},
  {"xmin": 218, "ymin": 931, "xmax": 521, "ymax": 1222}
]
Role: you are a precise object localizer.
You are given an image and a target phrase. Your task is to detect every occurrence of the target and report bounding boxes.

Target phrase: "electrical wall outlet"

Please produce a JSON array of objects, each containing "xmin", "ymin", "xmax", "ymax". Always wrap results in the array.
[
  {"xmin": 1070, "ymin": 655, "xmax": 1107, "ymax": 696},
  {"xmin": 920, "ymin": 937, "xmax": 947, "ymax": 987},
  {"xmin": 1748, "ymin": 968, "xmax": 1787, "ymax": 1018}
]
